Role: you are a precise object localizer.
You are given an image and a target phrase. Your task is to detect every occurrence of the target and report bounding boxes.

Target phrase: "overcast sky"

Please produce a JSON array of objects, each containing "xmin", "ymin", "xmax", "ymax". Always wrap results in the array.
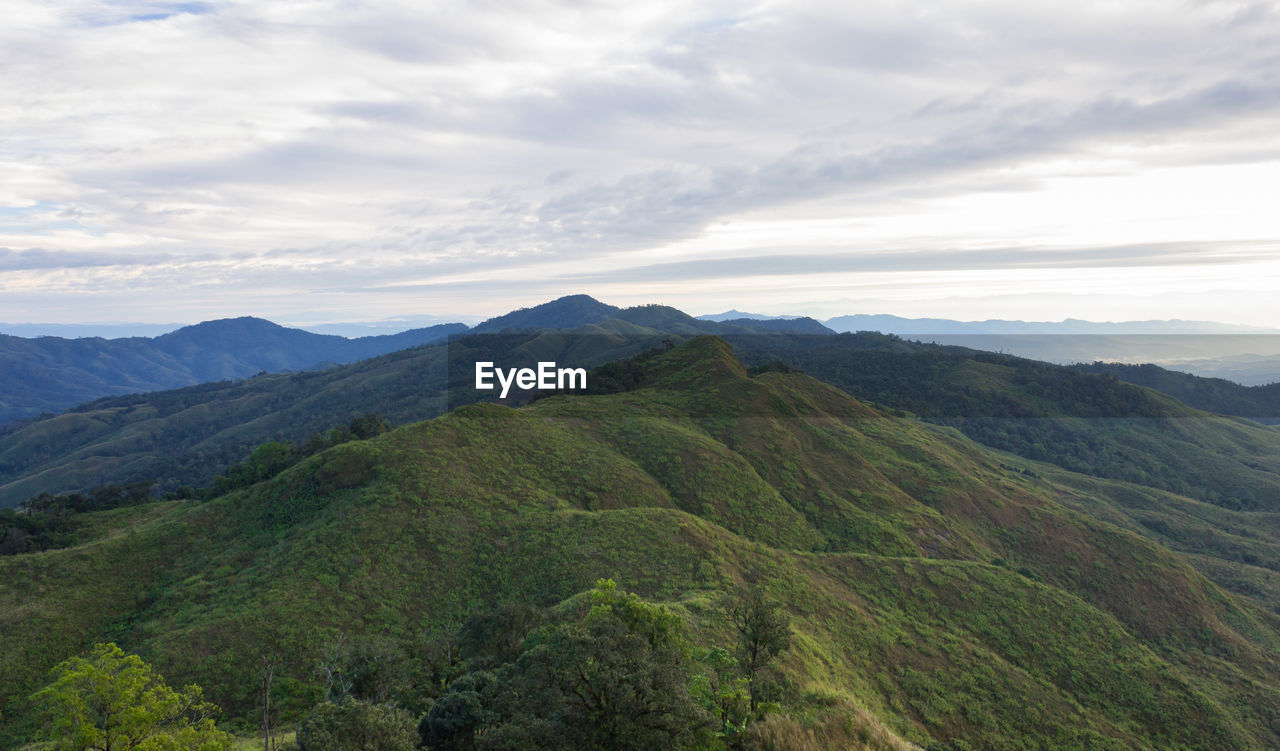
[{"xmin": 4, "ymin": 0, "xmax": 1280, "ymax": 327}]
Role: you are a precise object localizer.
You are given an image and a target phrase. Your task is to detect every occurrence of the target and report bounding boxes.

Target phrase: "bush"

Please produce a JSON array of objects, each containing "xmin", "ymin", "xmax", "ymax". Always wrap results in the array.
[{"xmin": 296, "ymin": 698, "xmax": 416, "ymax": 751}]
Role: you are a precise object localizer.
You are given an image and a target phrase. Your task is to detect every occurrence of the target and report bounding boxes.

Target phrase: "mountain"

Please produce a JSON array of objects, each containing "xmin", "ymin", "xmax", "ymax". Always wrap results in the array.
[
  {"xmin": 819, "ymin": 316, "xmax": 1280, "ymax": 383},
  {"xmin": 697, "ymin": 310, "xmax": 800, "ymax": 322},
  {"xmin": 718, "ymin": 316, "xmax": 833, "ymax": 334},
  {"xmin": 1155, "ymin": 353, "xmax": 1280, "ymax": 386},
  {"xmin": 5, "ymin": 307, "xmax": 1280, "ymax": 517},
  {"xmin": 0, "ymin": 318, "xmax": 468, "ymax": 425},
  {"xmin": 822, "ymin": 314, "xmax": 1279, "ymax": 336},
  {"xmin": 299, "ymin": 314, "xmax": 483, "ymax": 337},
  {"xmin": 4, "ymin": 337, "xmax": 1280, "ymax": 749},
  {"xmin": 1071, "ymin": 361, "xmax": 1280, "ymax": 421},
  {"xmin": 0, "ymin": 303, "xmax": 839, "ymax": 506},
  {"xmin": 470, "ymin": 294, "xmax": 621, "ymax": 333},
  {"xmin": 0, "ymin": 322, "xmax": 185, "ymax": 338},
  {"xmin": 0, "ymin": 327, "xmax": 665, "ymax": 505}
]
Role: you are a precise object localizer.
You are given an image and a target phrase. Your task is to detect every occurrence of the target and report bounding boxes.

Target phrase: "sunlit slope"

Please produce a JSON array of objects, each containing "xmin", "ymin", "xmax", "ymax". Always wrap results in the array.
[
  {"xmin": 3, "ymin": 337, "xmax": 1280, "ymax": 749},
  {"xmin": 0, "ymin": 328, "xmax": 669, "ymax": 505},
  {"xmin": 728, "ymin": 333, "xmax": 1280, "ymax": 510}
]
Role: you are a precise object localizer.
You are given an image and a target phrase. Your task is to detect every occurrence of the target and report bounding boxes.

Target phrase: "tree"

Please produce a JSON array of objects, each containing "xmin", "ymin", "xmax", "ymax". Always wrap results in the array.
[
  {"xmin": 476, "ymin": 580, "xmax": 712, "ymax": 751},
  {"xmin": 296, "ymin": 698, "xmax": 416, "ymax": 751},
  {"xmin": 418, "ymin": 670, "xmax": 499, "ymax": 751},
  {"xmin": 728, "ymin": 584, "xmax": 791, "ymax": 714},
  {"xmin": 316, "ymin": 635, "xmax": 411, "ymax": 706},
  {"xmin": 348, "ymin": 414, "xmax": 389, "ymax": 440},
  {"xmin": 31, "ymin": 642, "xmax": 233, "ymax": 751},
  {"xmin": 688, "ymin": 646, "xmax": 751, "ymax": 741},
  {"xmin": 261, "ymin": 655, "xmax": 277, "ymax": 751},
  {"xmin": 482, "ymin": 616, "xmax": 709, "ymax": 751}
]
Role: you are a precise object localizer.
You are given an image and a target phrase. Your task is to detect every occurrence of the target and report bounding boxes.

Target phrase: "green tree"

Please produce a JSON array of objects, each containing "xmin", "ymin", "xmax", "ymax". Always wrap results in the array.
[
  {"xmin": 316, "ymin": 635, "xmax": 411, "ymax": 705},
  {"xmin": 728, "ymin": 584, "xmax": 791, "ymax": 714},
  {"xmin": 418, "ymin": 670, "xmax": 499, "ymax": 751},
  {"xmin": 296, "ymin": 698, "xmax": 416, "ymax": 751},
  {"xmin": 477, "ymin": 580, "xmax": 712, "ymax": 751},
  {"xmin": 31, "ymin": 642, "xmax": 233, "ymax": 751},
  {"xmin": 348, "ymin": 414, "xmax": 390, "ymax": 440},
  {"xmin": 689, "ymin": 646, "xmax": 751, "ymax": 741}
]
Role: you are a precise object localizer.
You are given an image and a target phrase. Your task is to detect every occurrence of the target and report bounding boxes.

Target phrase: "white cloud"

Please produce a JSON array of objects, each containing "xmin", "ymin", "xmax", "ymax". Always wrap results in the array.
[{"xmin": 3, "ymin": 0, "xmax": 1280, "ymax": 324}]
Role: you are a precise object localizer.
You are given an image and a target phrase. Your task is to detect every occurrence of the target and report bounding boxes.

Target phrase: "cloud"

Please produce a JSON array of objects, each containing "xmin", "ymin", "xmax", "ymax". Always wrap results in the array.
[
  {"xmin": 4, "ymin": 0, "xmax": 1280, "ymax": 322},
  {"xmin": 557, "ymin": 241, "xmax": 1279, "ymax": 283},
  {"xmin": 0, "ymin": 247, "xmax": 175, "ymax": 271}
]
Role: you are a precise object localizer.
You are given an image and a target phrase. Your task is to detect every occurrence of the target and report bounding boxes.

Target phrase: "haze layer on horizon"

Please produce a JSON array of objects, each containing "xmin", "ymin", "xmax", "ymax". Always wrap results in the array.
[{"xmin": 4, "ymin": 0, "xmax": 1280, "ymax": 327}]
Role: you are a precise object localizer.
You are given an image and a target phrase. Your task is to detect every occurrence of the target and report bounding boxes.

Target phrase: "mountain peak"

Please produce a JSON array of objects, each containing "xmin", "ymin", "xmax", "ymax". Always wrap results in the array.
[
  {"xmin": 159, "ymin": 316, "xmax": 289, "ymax": 337},
  {"xmin": 471, "ymin": 295, "xmax": 620, "ymax": 333}
]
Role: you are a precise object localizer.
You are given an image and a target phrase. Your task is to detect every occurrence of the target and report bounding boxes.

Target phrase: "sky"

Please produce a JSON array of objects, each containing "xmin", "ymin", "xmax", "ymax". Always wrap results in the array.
[{"xmin": 4, "ymin": 0, "xmax": 1280, "ymax": 328}]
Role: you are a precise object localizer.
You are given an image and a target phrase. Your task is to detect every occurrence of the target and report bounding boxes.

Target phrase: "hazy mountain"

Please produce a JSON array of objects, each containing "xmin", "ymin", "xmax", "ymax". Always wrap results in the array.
[
  {"xmin": 0, "ymin": 321, "xmax": 186, "ymax": 338},
  {"xmin": 823, "ymin": 314, "xmax": 1279, "ymax": 335},
  {"xmin": 297, "ymin": 314, "xmax": 483, "ymax": 337},
  {"xmin": 4, "ymin": 337, "xmax": 1280, "ymax": 749},
  {"xmin": 903, "ymin": 335, "xmax": 1280, "ymax": 384},
  {"xmin": 0, "ymin": 318, "xmax": 467, "ymax": 425},
  {"xmin": 1156, "ymin": 353, "xmax": 1280, "ymax": 386},
  {"xmin": 697, "ymin": 309, "xmax": 801, "ymax": 322},
  {"xmin": 817, "ymin": 315, "xmax": 1280, "ymax": 384},
  {"xmin": 717, "ymin": 316, "xmax": 833, "ymax": 334}
]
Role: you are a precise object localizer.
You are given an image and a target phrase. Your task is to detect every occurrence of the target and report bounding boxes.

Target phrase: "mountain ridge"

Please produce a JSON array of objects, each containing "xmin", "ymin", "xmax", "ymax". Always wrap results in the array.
[
  {"xmin": 0, "ymin": 318, "xmax": 468, "ymax": 425},
  {"xmin": 6, "ymin": 296, "xmax": 1276, "ymax": 428}
]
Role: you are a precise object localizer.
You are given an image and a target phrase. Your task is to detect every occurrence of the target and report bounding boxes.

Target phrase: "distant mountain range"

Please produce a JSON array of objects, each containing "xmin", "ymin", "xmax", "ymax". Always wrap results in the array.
[
  {"xmin": 8, "ymin": 292, "xmax": 1280, "ymax": 510},
  {"xmin": 697, "ymin": 309, "xmax": 803, "ymax": 322},
  {"xmin": 5, "ymin": 295, "xmax": 1280, "ymax": 427},
  {"xmin": 19, "ymin": 309, "xmax": 1269, "ymax": 341},
  {"xmin": 703, "ymin": 313, "xmax": 1280, "ymax": 382},
  {"xmin": 0, "ymin": 318, "xmax": 467, "ymax": 424},
  {"xmin": 694, "ymin": 311, "xmax": 1280, "ymax": 335},
  {"xmin": 818, "ymin": 314, "xmax": 1279, "ymax": 335},
  {"xmin": 1151, "ymin": 353, "xmax": 1280, "ymax": 387}
]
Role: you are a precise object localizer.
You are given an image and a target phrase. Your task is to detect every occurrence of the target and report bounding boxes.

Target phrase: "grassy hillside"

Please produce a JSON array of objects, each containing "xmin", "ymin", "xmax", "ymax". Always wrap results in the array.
[
  {"xmin": 0, "ymin": 330, "xmax": 672, "ymax": 505},
  {"xmin": 727, "ymin": 333, "xmax": 1280, "ymax": 511},
  {"xmin": 4, "ymin": 337, "xmax": 1279, "ymax": 749}
]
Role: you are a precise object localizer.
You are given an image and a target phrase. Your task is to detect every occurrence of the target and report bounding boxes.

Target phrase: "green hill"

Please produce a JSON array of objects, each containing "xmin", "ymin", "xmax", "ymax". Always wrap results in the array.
[
  {"xmin": 726, "ymin": 333, "xmax": 1280, "ymax": 511},
  {"xmin": 4, "ymin": 337, "xmax": 1280, "ymax": 749},
  {"xmin": 1072, "ymin": 361, "xmax": 1280, "ymax": 422},
  {"xmin": 0, "ymin": 329, "xmax": 670, "ymax": 505},
  {"xmin": 0, "ymin": 305, "xmax": 839, "ymax": 507},
  {"xmin": 10, "ymin": 325, "xmax": 1280, "ymax": 521}
]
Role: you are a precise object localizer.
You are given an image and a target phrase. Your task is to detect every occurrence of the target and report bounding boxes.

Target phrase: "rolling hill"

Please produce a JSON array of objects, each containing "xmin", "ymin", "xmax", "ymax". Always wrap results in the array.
[
  {"xmin": 3, "ymin": 337, "xmax": 1280, "ymax": 749},
  {"xmin": 0, "ymin": 300, "xmax": 841, "ymax": 506},
  {"xmin": 724, "ymin": 333, "xmax": 1280, "ymax": 510},
  {"xmin": 5, "ymin": 296, "xmax": 1280, "ymax": 524}
]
